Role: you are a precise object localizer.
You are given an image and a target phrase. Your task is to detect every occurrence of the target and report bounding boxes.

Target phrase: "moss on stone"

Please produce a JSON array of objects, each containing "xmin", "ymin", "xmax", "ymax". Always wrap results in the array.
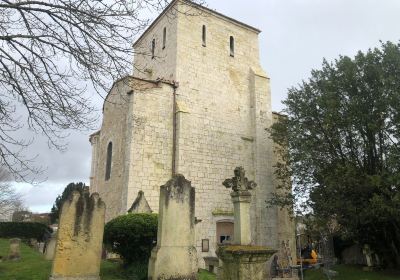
[
  {"xmin": 211, "ymin": 209, "xmax": 233, "ymax": 216},
  {"xmin": 218, "ymin": 245, "xmax": 277, "ymax": 256}
]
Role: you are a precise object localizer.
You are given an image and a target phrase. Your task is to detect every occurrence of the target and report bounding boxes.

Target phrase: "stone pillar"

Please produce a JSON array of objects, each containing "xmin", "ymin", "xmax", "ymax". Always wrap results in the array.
[
  {"xmin": 231, "ymin": 190, "xmax": 252, "ymax": 245},
  {"xmin": 218, "ymin": 167, "xmax": 276, "ymax": 280},
  {"xmin": 8, "ymin": 238, "xmax": 21, "ymax": 261},
  {"xmin": 50, "ymin": 189, "xmax": 106, "ymax": 280},
  {"xmin": 148, "ymin": 174, "xmax": 198, "ymax": 280}
]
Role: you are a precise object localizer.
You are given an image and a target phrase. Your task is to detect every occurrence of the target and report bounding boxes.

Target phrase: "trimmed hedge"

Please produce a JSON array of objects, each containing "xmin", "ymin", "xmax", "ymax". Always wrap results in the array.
[
  {"xmin": 104, "ymin": 213, "xmax": 158, "ymax": 265},
  {"xmin": 0, "ymin": 222, "xmax": 52, "ymax": 241}
]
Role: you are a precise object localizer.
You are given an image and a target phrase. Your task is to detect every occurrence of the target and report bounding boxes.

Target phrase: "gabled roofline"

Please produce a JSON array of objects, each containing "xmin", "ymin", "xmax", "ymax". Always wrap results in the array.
[
  {"xmin": 89, "ymin": 130, "xmax": 100, "ymax": 138},
  {"xmin": 102, "ymin": 75, "xmax": 178, "ymax": 112},
  {"xmin": 132, "ymin": 0, "xmax": 261, "ymax": 48}
]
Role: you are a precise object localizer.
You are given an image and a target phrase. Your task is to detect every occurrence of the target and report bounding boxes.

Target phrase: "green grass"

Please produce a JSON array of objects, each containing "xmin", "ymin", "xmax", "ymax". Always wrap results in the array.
[
  {"xmin": 198, "ymin": 269, "xmax": 217, "ymax": 280},
  {"xmin": 4, "ymin": 238, "xmax": 400, "ymax": 280},
  {"xmin": 0, "ymin": 238, "xmax": 52, "ymax": 280},
  {"xmin": 0, "ymin": 238, "xmax": 216, "ymax": 280},
  {"xmin": 304, "ymin": 264, "xmax": 400, "ymax": 280}
]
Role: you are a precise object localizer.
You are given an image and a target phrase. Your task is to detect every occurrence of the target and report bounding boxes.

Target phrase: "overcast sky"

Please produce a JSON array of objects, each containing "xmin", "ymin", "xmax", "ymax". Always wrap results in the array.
[{"xmin": 14, "ymin": 0, "xmax": 400, "ymax": 213}]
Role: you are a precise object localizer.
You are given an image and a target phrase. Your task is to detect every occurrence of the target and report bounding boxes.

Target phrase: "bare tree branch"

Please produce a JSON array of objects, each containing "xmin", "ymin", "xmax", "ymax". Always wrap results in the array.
[
  {"xmin": 0, "ymin": 0, "xmax": 204, "ymax": 181},
  {"xmin": 0, "ymin": 167, "xmax": 23, "ymax": 219}
]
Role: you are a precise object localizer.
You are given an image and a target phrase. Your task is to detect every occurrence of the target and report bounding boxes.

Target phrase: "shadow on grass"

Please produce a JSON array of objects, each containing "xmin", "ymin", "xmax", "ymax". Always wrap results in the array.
[{"xmin": 304, "ymin": 264, "xmax": 400, "ymax": 280}]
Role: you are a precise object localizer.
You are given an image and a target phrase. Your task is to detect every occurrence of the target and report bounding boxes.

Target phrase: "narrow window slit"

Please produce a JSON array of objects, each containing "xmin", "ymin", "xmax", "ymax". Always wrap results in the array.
[
  {"xmin": 230, "ymin": 36, "xmax": 235, "ymax": 57},
  {"xmin": 202, "ymin": 25, "xmax": 206, "ymax": 47},
  {"xmin": 105, "ymin": 142, "xmax": 112, "ymax": 181},
  {"xmin": 163, "ymin": 27, "xmax": 166, "ymax": 49},
  {"xmin": 151, "ymin": 39, "xmax": 155, "ymax": 59}
]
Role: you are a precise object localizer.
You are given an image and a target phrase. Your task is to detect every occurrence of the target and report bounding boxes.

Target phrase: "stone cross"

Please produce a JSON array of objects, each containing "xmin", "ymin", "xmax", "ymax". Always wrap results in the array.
[
  {"xmin": 223, "ymin": 166, "xmax": 257, "ymax": 192},
  {"xmin": 223, "ymin": 167, "xmax": 256, "ymax": 245}
]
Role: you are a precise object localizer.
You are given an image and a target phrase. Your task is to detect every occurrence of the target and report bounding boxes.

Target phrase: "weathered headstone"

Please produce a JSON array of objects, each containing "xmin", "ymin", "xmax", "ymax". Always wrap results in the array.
[
  {"xmin": 363, "ymin": 244, "xmax": 373, "ymax": 267},
  {"xmin": 8, "ymin": 238, "xmax": 21, "ymax": 261},
  {"xmin": 38, "ymin": 242, "xmax": 45, "ymax": 254},
  {"xmin": 44, "ymin": 233, "xmax": 57, "ymax": 260},
  {"xmin": 50, "ymin": 188, "xmax": 106, "ymax": 280},
  {"xmin": 30, "ymin": 238, "xmax": 39, "ymax": 250},
  {"xmin": 217, "ymin": 167, "xmax": 276, "ymax": 280},
  {"xmin": 127, "ymin": 190, "xmax": 152, "ymax": 213},
  {"xmin": 148, "ymin": 174, "xmax": 198, "ymax": 280}
]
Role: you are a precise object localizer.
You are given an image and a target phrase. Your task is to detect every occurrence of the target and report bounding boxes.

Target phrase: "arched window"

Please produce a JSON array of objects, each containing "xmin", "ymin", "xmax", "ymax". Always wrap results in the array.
[
  {"xmin": 229, "ymin": 36, "xmax": 235, "ymax": 57},
  {"xmin": 163, "ymin": 27, "xmax": 167, "ymax": 49},
  {"xmin": 105, "ymin": 142, "xmax": 112, "ymax": 181},
  {"xmin": 151, "ymin": 39, "xmax": 155, "ymax": 59},
  {"xmin": 202, "ymin": 25, "xmax": 206, "ymax": 47}
]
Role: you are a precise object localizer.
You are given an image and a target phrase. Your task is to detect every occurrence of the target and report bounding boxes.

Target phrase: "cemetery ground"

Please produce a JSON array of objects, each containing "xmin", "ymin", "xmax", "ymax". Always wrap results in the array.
[
  {"xmin": 304, "ymin": 265, "xmax": 400, "ymax": 280},
  {"xmin": 1, "ymin": 238, "xmax": 400, "ymax": 280},
  {"xmin": 0, "ymin": 238, "xmax": 216, "ymax": 280}
]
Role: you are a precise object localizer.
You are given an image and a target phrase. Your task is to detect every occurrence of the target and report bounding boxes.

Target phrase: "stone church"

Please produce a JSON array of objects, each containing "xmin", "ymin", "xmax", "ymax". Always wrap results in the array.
[{"xmin": 89, "ymin": 0, "xmax": 295, "ymax": 269}]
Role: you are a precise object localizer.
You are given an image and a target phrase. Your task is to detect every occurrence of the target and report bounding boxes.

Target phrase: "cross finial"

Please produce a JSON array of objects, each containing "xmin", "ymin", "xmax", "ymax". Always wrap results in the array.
[{"xmin": 223, "ymin": 166, "xmax": 257, "ymax": 192}]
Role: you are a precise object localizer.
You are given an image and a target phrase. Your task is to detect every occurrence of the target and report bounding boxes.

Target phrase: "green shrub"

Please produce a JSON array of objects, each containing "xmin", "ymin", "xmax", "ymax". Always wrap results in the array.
[
  {"xmin": 0, "ymin": 222, "xmax": 52, "ymax": 241},
  {"xmin": 104, "ymin": 213, "xmax": 158, "ymax": 265}
]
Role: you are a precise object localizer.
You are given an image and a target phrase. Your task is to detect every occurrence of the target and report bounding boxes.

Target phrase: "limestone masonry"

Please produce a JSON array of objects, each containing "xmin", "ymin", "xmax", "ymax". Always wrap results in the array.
[
  {"xmin": 148, "ymin": 174, "xmax": 198, "ymax": 279},
  {"xmin": 50, "ymin": 189, "xmax": 105, "ymax": 280},
  {"xmin": 89, "ymin": 0, "xmax": 295, "ymax": 269}
]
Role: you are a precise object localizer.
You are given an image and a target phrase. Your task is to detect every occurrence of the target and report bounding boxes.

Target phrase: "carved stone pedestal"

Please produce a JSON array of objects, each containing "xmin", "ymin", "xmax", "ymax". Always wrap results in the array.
[
  {"xmin": 216, "ymin": 245, "xmax": 276, "ymax": 280},
  {"xmin": 231, "ymin": 190, "xmax": 252, "ymax": 245}
]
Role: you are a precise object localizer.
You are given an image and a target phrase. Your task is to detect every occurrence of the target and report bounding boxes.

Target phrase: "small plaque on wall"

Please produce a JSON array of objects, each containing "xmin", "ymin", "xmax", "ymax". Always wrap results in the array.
[{"xmin": 202, "ymin": 239, "xmax": 209, "ymax": 252}]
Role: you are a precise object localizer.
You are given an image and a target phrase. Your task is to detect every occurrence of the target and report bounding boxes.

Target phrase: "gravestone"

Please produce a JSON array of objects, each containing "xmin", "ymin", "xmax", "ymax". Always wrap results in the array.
[
  {"xmin": 8, "ymin": 238, "xmax": 21, "ymax": 261},
  {"xmin": 217, "ymin": 167, "xmax": 276, "ymax": 280},
  {"xmin": 30, "ymin": 238, "xmax": 39, "ymax": 250},
  {"xmin": 363, "ymin": 244, "xmax": 373, "ymax": 267},
  {"xmin": 127, "ymin": 190, "xmax": 152, "ymax": 213},
  {"xmin": 44, "ymin": 233, "xmax": 57, "ymax": 260},
  {"xmin": 38, "ymin": 242, "xmax": 45, "ymax": 254},
  {"xmin": 50, "ymin": 188, "xmax": 106, "ymax": 280},
  {"xmin": 148, "ymin": 174, "xmax": 198, "ymax": 280}
]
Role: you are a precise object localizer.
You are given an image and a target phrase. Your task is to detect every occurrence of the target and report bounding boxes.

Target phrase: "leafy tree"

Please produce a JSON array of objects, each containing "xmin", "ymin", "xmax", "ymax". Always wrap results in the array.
[
  {"xmin": 0, "ymin": 0, "xmax": 203, "ymax": 181},
  {"xmin": 49, "ymin": 182, "xmax": 86, "ymax": 223},
  {"xmin": 271, "ymin": 41, "xmax": 400, "ymax": 267}
]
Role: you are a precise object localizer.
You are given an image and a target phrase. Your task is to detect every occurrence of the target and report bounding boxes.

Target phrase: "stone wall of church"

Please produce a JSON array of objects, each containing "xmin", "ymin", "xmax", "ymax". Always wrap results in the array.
[
  {"xmin": 133, "ymin": 7, "xmax": 178, "ymax": 81},
  {"xmin": 124, "ymin": 80, "xmax": 175, "ymax": 213},
  {"xmin": 91, "ymin": 78, "xmax": 175, "ymax": 221},
  {"xmin": 172, "ymin": 2, "xmax": 278, "ymax": 266},
  {"xmin": 90, "ymin": 78, "xmax": 132, "ymax": 221},
  {"xmin": 93, "ymin": 0, "xmax": 297, "ymax": 269}
]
